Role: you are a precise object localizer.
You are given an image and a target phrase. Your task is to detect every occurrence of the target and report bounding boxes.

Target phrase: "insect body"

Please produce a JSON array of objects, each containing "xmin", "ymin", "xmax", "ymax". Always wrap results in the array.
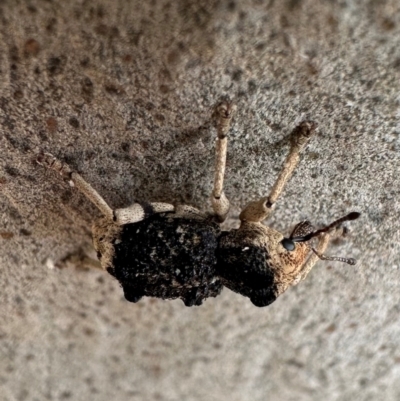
[{"xmin": 37, "ymin": 102, "xmax": 359, "ymax": 307}]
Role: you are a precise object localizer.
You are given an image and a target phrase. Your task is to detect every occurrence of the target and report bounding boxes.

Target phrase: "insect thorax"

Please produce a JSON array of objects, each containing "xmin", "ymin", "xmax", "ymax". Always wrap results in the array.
[{"xmin": 217, "ymin": 222, "xmax": 310, "ymax": 306}]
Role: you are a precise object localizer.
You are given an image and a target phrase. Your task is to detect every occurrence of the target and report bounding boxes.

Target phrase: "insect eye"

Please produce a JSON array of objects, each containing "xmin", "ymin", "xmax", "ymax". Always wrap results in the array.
[{"xmin": 281, "ymin": 238, "xmax": 295, "ymax": 251}]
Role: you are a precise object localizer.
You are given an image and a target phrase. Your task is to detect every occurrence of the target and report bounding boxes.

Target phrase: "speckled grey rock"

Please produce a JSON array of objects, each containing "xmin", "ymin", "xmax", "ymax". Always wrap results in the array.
[{"xmin": 1, "ymin": 0, "xmax": 400, "ymax": 400}]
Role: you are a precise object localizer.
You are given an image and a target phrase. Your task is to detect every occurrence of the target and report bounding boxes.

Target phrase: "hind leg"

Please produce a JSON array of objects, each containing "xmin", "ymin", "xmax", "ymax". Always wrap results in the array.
[
  {"xmin": 37, "ymin": 153, "xmax": 175, "ymax": 225},
  {"xmin": 37, "ymin": 153, "xmax": 114, "ymax": 220}
]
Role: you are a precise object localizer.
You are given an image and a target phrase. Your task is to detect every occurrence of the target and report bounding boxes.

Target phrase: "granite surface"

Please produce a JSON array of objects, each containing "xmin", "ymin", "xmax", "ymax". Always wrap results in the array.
[{"xmin": 1, "ymin": 0, "xmax": 399, "ymax": 400}]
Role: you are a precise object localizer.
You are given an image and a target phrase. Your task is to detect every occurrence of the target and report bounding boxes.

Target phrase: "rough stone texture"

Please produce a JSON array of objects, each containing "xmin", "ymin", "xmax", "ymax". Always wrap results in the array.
[{"xmin": 0, "ymin": 0, "xmax": 399, "ymax": 400}]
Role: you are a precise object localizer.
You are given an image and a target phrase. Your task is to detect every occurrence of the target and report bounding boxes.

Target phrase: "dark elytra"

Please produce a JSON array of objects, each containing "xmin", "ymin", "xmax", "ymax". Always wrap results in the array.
[{"xmin": 107, "ymin": 214, "xmax": 223, "ymax": 307}]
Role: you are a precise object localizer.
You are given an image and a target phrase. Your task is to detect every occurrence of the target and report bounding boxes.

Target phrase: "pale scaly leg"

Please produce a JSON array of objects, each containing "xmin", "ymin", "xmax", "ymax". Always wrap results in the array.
[
  {"xmin": 58, "ymin": 249, "xmax": 103, "ymax": 270},
  {"xmin": 37, "ymin": 153, "xmax": 114, "ymax": 220},
  {"xmin": 239, "ymin": 121, "xmax": 317, "ymax": 223},
  {"xmin": 291, "ymin": 233, "xmax": 330, "ymax": 285},
  {"xmin": 292, "ymin": 224, "xmax": 357, "ymax": 285},
  {"xmin": 37, "ymin": 153, "xmax": 174, "ymax": 225},
  {"xmin": 114, "ymin": 202, "xmax": 174, "ymax": 225},
  {"xmin": 211, "ymin": 101, "xmax": 237, "ymax": 222}
]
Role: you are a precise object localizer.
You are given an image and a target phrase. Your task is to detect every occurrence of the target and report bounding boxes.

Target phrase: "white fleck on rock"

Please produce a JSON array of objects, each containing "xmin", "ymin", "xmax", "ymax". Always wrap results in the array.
[{"xmin": 45, "ymin": 257, "xmax": 55, "ymax": 270}]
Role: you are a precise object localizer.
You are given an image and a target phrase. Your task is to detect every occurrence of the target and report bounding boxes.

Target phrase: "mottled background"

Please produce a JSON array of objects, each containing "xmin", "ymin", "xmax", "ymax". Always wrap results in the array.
[{"xmin": 1, "ymin": 0, "xmax": 399, "ymax": 400}]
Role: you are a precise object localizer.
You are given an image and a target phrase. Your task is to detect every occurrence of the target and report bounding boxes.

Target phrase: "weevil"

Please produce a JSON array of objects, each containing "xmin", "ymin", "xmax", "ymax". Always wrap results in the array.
[{"xmin": 37, "ymin": 102, "xmax": 360, "ymax": 307}]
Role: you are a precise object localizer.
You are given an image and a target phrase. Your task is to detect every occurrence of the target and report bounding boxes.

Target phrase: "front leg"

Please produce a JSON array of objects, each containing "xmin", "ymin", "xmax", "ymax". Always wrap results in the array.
[
  {"xmin": 292, "ymin": 224, "xmax": 357, "ymax": 285},
  {"xmin": 239, "ymin": 121, "xmax": 317, "ymax": 223},
  {"xmin": 291, "ymin": 233, "xmax": 330, "ymax": 285}
]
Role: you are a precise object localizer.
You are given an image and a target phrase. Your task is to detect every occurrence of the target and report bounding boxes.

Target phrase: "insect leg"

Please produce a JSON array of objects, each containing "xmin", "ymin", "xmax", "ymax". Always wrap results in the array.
[
  {"xmin": 292, "ymin": 233, "xmax": 330, "ymax": 285},
  {"xmin": 239, "ymin": 121, "xmax": 317, "ymax": 222},
  {"xmin": 211, "ymin": 101, "xmax": 236, "ymax": 222},
  {"xmin": 114, "ymin": 202, "xmax": 174, "ymax": 225},
  {"xmin": 37, "ymin": 153, "xmax": 114, "ymax": 220},
  {"xmin": 59, "ymin": 249, "xmax": 103, "ymax": 270}
]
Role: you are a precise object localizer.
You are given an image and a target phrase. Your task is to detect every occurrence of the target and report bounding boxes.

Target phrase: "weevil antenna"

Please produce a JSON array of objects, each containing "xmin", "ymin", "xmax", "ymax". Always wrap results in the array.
[
  {"xmin": 311, "ymin": 247, "xmax": 356, "ymax": 265},
  {"xmin": 290, "ymin": 212, "xmax": 360, "ymax": 243}
]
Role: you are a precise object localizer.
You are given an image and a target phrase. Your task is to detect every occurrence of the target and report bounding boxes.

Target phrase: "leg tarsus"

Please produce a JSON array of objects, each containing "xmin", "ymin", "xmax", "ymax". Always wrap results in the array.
[{"xmin": 214, "ymin": 101, "xmax": 237, "ymax": 139}]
